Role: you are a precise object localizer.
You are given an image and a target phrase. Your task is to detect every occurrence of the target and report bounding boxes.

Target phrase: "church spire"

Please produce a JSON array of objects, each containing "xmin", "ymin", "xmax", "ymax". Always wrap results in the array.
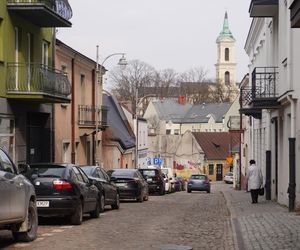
[{"xmin": 216, "ymin": 11, "xmax": 235, "ymax": 42}]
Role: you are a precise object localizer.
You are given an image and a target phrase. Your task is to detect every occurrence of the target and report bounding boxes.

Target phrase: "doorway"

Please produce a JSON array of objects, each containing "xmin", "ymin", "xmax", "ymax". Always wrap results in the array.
[
  {"xmin": 27, "ymin": 112, "xmax": 51, "ymax": 163},
  {"xmin": 216, "ymin": 164, "xmax": 223, "ymax": 181}
]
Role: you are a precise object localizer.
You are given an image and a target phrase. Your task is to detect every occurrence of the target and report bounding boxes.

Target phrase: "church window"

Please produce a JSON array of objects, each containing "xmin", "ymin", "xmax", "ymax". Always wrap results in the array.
[
  {"xmin": 225, "ymin": 71, "xmax": 230, "ymax": 84},
  {"xmin": 225, "ymin": 48, "xmax": 229, "ymax": 61}
]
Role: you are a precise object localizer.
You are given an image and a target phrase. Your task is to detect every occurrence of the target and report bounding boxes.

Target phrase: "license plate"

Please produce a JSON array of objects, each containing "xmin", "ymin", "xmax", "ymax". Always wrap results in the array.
[
  {"xmin": 147, "ymin": 178, "xmax": 152, "ymax": 182},
  {"xmin": 116, "ymin": 183, "xmax": 126, "ymax": 187},
  {"xmin": 36, "ymin": 201, "xmax": 49, "ymax": 207}
]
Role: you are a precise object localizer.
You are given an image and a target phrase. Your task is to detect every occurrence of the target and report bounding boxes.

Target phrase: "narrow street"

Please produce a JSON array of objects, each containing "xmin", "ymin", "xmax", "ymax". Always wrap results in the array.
[{"xmin": 0, "ymin": 183, "xmax": 234, "ymax": 250}]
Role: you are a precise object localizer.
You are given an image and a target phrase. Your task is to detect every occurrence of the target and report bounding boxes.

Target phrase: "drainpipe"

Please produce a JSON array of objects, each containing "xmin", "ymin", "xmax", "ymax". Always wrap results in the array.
[
  {"xmin": 287, "ymin": 95, "xmax": 296, "ymax": 212},
  {"xmin": 251, "ymin": 117, "xmax": 254, "ymax": 159},
  {"xmin": 71, "ymin": 58, "xmax": 76, "ymax": 164},
  {"xmin": 265, "ymin": 111, "xmax": 271, "ymax": 200}
]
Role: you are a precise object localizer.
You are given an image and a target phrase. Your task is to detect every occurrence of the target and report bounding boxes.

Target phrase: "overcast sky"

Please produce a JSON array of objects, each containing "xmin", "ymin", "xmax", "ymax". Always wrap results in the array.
[{"xmin": 57, "ymin": 0, "xmax": 252, "ymax": 83}]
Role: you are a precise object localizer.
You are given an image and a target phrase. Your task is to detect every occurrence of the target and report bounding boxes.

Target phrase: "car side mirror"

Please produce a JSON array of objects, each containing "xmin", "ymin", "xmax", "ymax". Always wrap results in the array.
[{"xmin": 18, "ymin": 164, "xmax": 30, "ymax": 175}]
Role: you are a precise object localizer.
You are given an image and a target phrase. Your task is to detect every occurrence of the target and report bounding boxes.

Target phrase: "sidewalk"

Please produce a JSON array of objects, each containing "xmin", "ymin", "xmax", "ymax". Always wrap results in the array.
[{"xmin": 221, "ymin": 184, "xmax": 300, "ymax": 250}]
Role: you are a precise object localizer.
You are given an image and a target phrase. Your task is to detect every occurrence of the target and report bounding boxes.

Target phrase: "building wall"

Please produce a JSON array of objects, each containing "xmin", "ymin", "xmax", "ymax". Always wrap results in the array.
[{"xmin": 55, "ymin": 42, "xmax": 101, "ymax": 165}]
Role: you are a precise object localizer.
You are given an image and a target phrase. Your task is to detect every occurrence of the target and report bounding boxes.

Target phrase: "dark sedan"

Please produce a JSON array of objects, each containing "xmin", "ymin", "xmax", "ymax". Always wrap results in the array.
[
  {"xmin": 80, "ymin": 166, "xmax": 120, "ymax": 211},
  {"xmin": 26, "ymin": 164, "xmax": 100, "ymax": 225},
  {"xmin": 187, "ymin": 174, "xmax": 210, "ymax": 193},
  {"xmin": 107, "ymin": 169, "xmax": 149, "ymax": 202}
]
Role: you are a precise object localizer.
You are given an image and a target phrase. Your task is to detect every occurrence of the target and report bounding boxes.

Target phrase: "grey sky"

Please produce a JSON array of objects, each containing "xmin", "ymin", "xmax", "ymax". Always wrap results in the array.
[{"xmin": 57, "ymin": 0, "xmax": 251, "ymax": 83}]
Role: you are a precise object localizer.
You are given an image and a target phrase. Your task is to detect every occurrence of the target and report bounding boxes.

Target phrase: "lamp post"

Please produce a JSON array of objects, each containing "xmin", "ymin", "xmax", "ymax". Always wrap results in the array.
[{"xmin": 94, "ymin": 46, "xmax": 127, "ymax": 165}]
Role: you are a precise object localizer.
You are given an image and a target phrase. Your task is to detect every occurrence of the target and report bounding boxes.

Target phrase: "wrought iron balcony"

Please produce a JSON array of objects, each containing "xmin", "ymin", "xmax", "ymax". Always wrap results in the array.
[
  {"xmin": 6, "ymin": 62, "xmax": 71, "ymax": 102},
  {"xmin": 290, "ymin": 0, "xmax": 300, "ymax": 28},
  {"xmin": 249, "ymin": 0, "xmax": 278, "ymax": 17},
  {"xmin": 251, "ymin": 67, "xmax": 279, "ymax": 108},
  {"xmin": 7, "ymin": 0, "xmax": 72, "ymax": 27},
  {"xmin": 239, "ymin": 67, "xmax": 279, "ymax": 119},
  {"xmin": 78, "ymin": 105, "xmax": 109, "ymax": 130}
]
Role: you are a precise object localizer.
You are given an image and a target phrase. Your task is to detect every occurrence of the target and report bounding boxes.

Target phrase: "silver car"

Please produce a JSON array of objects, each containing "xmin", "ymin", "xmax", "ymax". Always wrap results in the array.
[
  {"xmin": 0, "ymin": 148, "xmax": 38, "ymax": 242},
  {"xmin": 187, "ymin": 174, "xmax": 211, "ymax": 193}
]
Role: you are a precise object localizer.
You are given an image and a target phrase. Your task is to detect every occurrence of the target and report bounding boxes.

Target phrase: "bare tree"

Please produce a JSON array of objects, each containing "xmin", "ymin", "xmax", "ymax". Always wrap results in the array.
[
  {"xmin": 178, "ymin": 67, "xmax": 209, "ymax": 83},
  {"xmin": 209, "ymin": 82, "xmax": 239, "ymax": 103},
  {"xmin": 110, "ymin": 60, "xmax": 156, "ymax": 106}
]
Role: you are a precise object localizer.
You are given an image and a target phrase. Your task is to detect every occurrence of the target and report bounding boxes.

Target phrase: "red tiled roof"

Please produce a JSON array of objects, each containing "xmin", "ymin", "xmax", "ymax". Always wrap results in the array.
[{"xmin": 192, "ymin": 132, "xmax": 240, "ymax": 160}]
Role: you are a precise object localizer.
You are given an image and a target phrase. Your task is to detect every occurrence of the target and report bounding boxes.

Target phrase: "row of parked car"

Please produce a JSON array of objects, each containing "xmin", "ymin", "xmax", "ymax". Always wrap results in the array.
[{"xmin": 0, "ymin": 148, "xmax": 186, "ymax": 243}]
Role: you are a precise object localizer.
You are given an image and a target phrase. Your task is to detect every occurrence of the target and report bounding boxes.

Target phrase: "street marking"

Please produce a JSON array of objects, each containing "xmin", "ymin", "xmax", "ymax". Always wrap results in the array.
[
  {"xmin": 51, "ymin": 229, "xmax": 64, "ymax": 233},
  {"xmin": 60, "ymin": 226, "xmax": 74, "ymax": 229}
]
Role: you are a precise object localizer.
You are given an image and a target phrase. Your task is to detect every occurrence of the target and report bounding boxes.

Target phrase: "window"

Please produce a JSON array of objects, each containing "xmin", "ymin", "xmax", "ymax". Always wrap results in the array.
[
  {"xmin": 225, "ymin": 48, "xmax": 229, "ymax": 61},
  {"xmin": 42, "ymin": 40, "xmax": 49, "ymax": 66},
  {"xmin": 62, "ymin": 142, "xmax": 70, "ymax": 163},
  {"xmin": 97, "ymin": 168, "xmax": 105, "ymax": 179},
  {"xmin": 80, "ymin": 74, "xmax": 85, "ymax": 105},
  {"xmin": 61, "ymin": 65, "xmax": 67, "ymax": 73},
  {"xmin": 209, "ymin": 164, "xmax": 214, "ymax": 175},
  {"xmin": 0, "ymin": 18, "xmax": 3, "ymax": 61},
  {"xmin": 0, "ymin": 117, "xmax": 15, "ymax": 160},
  {"xmin": 166, "ymin": 129, "xmax": 171, "ymax": 135},
  {"xmin": 174, "ymin": 129, "xmax": 180, "ymax": 135},
  {"xmin": 225, "ymin": 71, "xmax": 230, "ymax": 84},
  {"xmin": 78, "ymin": 168, "xmax": 89, "ymax": 183}
]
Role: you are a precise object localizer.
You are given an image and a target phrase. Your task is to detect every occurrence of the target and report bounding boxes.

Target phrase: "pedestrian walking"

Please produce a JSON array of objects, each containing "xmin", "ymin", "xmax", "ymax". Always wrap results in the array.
[{"xmin": 246, "ymin": 159, "xmax": 263, "ymax": 203}]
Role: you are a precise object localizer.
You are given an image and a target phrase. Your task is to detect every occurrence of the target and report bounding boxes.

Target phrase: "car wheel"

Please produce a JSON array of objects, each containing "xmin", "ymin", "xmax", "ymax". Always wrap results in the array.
[
  {"xmin": 90, "ymin": 199, "xmax": 100, "ymax": 218},
  {"xmin": 143, "ymin": 191, "xmax": 149, "ymax": 201},
  {"xmin": 137, "ymin": 192, "xmax": 144, "ymax": 202},
  {"xmin": 111, "ymin": 193, "xmax": 120, "ymax": 210},
  {"xmin": 13, "ymin": 201, "xmax": 38, "ymax": 242},
  {"xmin": 70, "ymin": 200, "xmax": 83, "ymax": 225},
  {"xmin": 187, "ymin": 189, "xmax": 191, "ymax": 193},
  {"xmin": 99, "ymin": 193, "xmax": 105, "ymax": 213}
]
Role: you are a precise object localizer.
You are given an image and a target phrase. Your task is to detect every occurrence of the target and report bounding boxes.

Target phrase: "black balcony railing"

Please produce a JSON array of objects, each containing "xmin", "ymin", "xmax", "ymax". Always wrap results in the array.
[
  {"xmin": 252, "ymin": 67, "xmax": 278, "ymax": 100},
  {"xmin": 290, "ymin": 0, "xmax": 300, "ymax": 28},
  {"xmin": 78, "ymin": 105, "xmax": 109, "ymax": 129},
  {"xmin": 7, "ymin": 0, "xmax": 72, "ymax": 27},
  {"xmin": 6, "ymin": 62, "xmax": 71, "ymax": 102}
]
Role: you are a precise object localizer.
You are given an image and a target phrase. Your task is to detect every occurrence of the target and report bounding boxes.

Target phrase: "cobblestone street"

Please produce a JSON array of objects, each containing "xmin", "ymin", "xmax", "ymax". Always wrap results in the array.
[
  {"xmin": 1, "ymin": 183, "xmax": 300, "ymax": 250},
  {"xmin": 0, "ymin": 183, "xmax": 234, "ymax": 250}
]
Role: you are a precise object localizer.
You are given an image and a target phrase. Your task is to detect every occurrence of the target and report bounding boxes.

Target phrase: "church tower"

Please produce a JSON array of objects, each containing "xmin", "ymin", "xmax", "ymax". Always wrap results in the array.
[{"xmin": 215, "ymin": 12, "xmax": 236, "ymax": 85}]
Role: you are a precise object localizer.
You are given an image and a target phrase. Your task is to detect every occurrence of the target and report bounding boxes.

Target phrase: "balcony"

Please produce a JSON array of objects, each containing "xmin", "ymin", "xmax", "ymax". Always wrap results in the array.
[
  {"xmin": 78, "ymin": 105, "xmax": 109, "ymax": 130},
  {"xmin": 249, "ymin": 0, "xmax": 278, "ymax": 17},
  {"xmin": 6, "ymin": 62, "xmax": 71, "ymax": 103},
  {"xmin": 7, "ymin": 0, "xmax": 72, "ymax": 27},
  {"xmin": 290, "ymin": 0, "xmax": 300, "ymax": 28},
  {"xmin": 239, "ymin": 67, "xmax": 279, "ymax": 119}
]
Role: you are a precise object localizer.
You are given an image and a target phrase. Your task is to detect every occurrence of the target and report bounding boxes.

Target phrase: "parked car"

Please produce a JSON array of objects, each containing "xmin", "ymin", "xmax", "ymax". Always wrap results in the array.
[
  {"xmin": 161, "ymin": 167, "xmax": 175, "ymax": 192},
  {"xmin": 162, "ymin": 173, "xmax": 171, "ymax": 193},
  {"xmin": 107, "ymin": 169, "xmax": 149, "ymax": 202},
  {"xmin": 26, "ymin": 163, "xmax": 100, "ymax": 225},
  {"xmin": 224, "ymin": 172, "xmax": 234, "ymax": 184},
  {"xmin": 138, "ymin": 166, "xmax": 165, "ymax": 195},
  {"xmin": 0, "ymin": 148, "xmax": 38, "ymax": 242},
  {"xmin": 187, "ymin": 174, "xmax": 210, "ymax": 193},
  {"xmin": 80, "ymin": 166, "xmax": 120, "ymax": 211}
]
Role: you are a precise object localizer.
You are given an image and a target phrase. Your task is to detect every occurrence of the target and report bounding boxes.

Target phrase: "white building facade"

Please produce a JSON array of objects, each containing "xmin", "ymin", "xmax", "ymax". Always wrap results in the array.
[{"xmin": 241, "ymin": 0, "xmax": 300, "ymax": 211}]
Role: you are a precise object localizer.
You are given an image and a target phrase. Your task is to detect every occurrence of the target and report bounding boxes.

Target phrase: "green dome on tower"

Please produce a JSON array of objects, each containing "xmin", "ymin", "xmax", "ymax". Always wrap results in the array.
[{"xmin": 216, "ymin": 11, "xmax": 235, "ymax": 42}]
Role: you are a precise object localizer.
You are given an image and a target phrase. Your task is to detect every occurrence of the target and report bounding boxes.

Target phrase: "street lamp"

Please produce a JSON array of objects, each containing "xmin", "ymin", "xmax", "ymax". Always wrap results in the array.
[{"xmin": 94, "ymin": 46, "xmax": 127, "ymax": 165}]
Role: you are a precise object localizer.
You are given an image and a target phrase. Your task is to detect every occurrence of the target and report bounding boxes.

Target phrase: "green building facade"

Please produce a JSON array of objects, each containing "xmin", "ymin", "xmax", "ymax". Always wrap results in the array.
[{"xmin": 0, "ymin": 0, "xmax": 72, "ymax": 164}]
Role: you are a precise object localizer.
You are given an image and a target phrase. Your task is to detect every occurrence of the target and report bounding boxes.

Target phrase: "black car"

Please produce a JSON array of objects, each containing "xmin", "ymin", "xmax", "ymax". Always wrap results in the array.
[
  {"xmin": 107, "ymin": 169, "xmax": 149, "ymax": 202},
  {"xmin": 26, "ymin": 163, "xmax": 100, "ymax": 225},
  {"xmin": 80, "ymin": 166, "xmax": 120, "ymax": 211},
  {"xmin": 138, "ymin": 167, "xmax": 165, "ymax": 195},
  {"xmin": 0, "ymin": 148, "xmax": 38, "ymax": 242}
]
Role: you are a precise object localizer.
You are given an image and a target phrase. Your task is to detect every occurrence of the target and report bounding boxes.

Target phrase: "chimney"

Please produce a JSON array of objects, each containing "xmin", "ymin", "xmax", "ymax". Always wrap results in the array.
[{"xmin": 178, "ymin": 95, "xmax": 186, "ymax": 105}]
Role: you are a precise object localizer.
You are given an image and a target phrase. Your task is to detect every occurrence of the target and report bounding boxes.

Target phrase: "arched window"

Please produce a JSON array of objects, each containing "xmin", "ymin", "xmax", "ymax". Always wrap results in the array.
[
  {"xmin": 225, "ymin": 71, "xmax": 230, "ymax": 84},
  {"xmin": 225, "ymin": 48, "xmax": 229, "ymax": 61}
]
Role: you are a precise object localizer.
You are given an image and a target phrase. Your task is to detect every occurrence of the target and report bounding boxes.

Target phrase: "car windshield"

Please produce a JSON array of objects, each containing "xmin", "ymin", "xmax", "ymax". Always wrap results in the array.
[
  {"xmin": 190, "ymin": 175, "xmax": 206, "ymax": 180},
  {"xmin": 108, "ymin": 169, "xmax": 135, "ymax": 177},
  {"xmin": 226, "ymin": 172, "xmax": 233, "ymax": 176},
  {"xmin": 27, "ymin": 165, "xmax": 66, "ymax": 179},
  {"xmin": 139, "ymin": 169, "xmax": 157, "ymax": 177}
]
